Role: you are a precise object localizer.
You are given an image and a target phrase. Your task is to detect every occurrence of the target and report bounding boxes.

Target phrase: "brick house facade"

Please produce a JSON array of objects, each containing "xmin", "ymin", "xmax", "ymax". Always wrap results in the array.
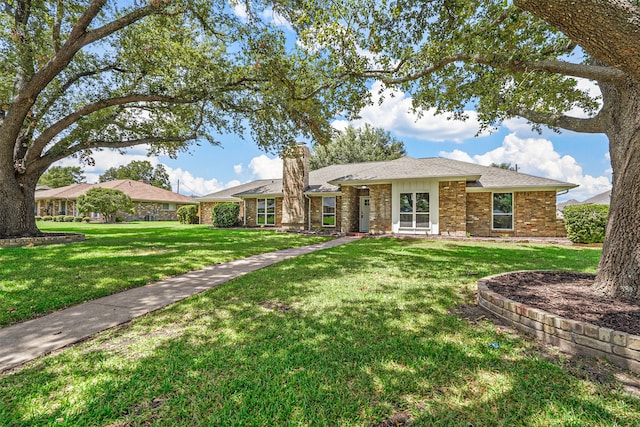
[{"xmin": 197, "ymin": 145, "xmax": 576, "ymax": 237}]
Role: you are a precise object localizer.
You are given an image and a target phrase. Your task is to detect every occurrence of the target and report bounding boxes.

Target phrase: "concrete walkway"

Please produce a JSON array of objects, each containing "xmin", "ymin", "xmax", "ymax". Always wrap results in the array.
[{"xmin": 0, "ymin": 236, "xmax": 360, "ymax": 374}]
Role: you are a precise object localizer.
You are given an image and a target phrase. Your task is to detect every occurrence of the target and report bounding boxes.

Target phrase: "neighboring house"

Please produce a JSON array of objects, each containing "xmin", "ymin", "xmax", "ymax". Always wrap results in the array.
[
  {"xmin": 35, "ymin": 179, "xmax": 196, "ymax": 221},
  {"xmin": 581, "ymin": 189, "xmax": 611, "ymax": 205},
  {"xmin": 556, "ymin": 189, "xmax": 612, "ymax": 218},
  {"xmin": 197, "ymin": 144, "xmax": 577, "ymax": 237}
]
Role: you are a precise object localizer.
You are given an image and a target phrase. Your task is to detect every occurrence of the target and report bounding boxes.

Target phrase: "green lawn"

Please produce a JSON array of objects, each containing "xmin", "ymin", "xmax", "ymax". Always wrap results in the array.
[
  {"xmin": 0, "ymin": 222, "xmax": 330, "ymax": 326},
  {"xmin": 2, "ymin": 236, "xmax": 637, "ymax": 426}
]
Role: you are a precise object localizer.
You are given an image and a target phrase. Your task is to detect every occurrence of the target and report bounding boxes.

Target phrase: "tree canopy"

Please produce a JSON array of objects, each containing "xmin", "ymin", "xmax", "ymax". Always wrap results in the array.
[
  {"xmin": 37, "ymin": 166, "xmax": 85, "ymax": 188},
  {"xmin": 309, "ymin": 124, "xmax": 406, "ymax": 170},
  {"xmin": 100, "ymin": 161, "xmax": 171, "ymax": 190},
  {"xmin": 0, "ymin": 0, "xmax": 364, "ymax": 238}
]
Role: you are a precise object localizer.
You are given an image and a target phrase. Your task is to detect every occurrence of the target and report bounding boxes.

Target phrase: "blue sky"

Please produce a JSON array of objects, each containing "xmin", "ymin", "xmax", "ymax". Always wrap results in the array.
[{"xmin": 55, "ymin": 5, "xmax": 613, "ymax": 202}]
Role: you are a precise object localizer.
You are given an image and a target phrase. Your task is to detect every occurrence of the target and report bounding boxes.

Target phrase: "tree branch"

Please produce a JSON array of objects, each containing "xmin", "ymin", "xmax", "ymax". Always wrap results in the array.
[
  {"xmin": 52, "ymin": 0, "xmax": 63, "ymax": 53},
  {"xmin": 37, "ymin": 65, "xmax": 133, "ymax": 118},
  {"xmin": 27, "ymin": 94, "xmax": 199, "ymax": 164},
  {"xmin": 37, "ymin": 134, "xmax": 198, "ymax": 170},
  {"xmin": 364, "ymin": 53, "xmax": 626, "ymax": 84},
  {"xmin": 510, "ymin": 106, "xmax": 607, "ymax": 134},
  {"xmin": 514, "ymin": 0, "xmax": 640, "ymax": 81}
]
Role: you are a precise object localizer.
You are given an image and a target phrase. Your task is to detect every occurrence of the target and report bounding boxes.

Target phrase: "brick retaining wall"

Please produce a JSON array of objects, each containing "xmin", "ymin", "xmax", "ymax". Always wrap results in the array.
[
  {"xmin": 0, "ymin": 233, "xmax": 85, "ymax": 248},
  {"xmin": 477, "ymin": 272, "xmax": 640, "ymax": 374}
]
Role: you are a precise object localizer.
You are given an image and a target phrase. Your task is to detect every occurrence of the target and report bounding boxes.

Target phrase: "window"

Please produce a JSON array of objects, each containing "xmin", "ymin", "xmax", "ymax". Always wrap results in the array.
[
  {"xmin": 322, "ymin": 197, "xmax": 336, "ymax": 227},
  {"xmin": 492, "ymin": 193, "xmax": 513, "ymax": 230},
  {"xmin": 161, "ymin": 203, "xmax": 176, "ymax": 211},
  {"xmin": 257, "ymin": 198, "xmax": 276, "ymax": 225},
  {"xmin": 399, "ymin": 192, "xmax": 430, "ymax": 229}
]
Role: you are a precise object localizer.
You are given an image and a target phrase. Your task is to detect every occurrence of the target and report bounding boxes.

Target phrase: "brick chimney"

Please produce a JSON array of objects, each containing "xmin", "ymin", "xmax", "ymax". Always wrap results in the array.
[{"xmin": 281, "ymin": 143, "xmax": 310, "ymax": 231}]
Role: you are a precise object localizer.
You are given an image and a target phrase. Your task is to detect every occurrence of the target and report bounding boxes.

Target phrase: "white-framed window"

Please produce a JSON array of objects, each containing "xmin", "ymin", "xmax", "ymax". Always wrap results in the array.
[
  {"xmin": 492, "ymin": 192, "xmax": 513, "ymax": 230},
  {"xmin": 161, "ymin": 203, "xmax": 176, "ymax": 211},
  {"xmin": 399, "ymin": 192, "xmax": 430, "ymax": 229},
  {"xmin": 322, "ymin": 197, "xmax": 336, "ymax": 227},
  {"xmin": 257, "ymin": 198, "xmax": 276, "ymax": 225}
]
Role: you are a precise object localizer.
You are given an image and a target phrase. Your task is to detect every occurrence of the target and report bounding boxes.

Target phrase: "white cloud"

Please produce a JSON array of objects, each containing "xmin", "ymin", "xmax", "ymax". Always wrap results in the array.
[
  {"xmin": 53, "ymin": 146, "xmax": 155, "ymax": 183},
  {"xmin": 230, "ymin": 1, "xmax": 248, "ymax": 20},
  {"xmin": 440, "ymin": 133, "xmax": 611, "ymax": 201},
  {"xmin": 248, "ymin": 155, "xmax": 282, "ymax": 179},
  {"xmin": 332, "ymin": 81, "xmax": 485, "ymax": 143},
  {"xmin": 233, "ymin": 163, "xmax": 243, "ymax": 174},
  {"xmin": 164, "ymin": 166, "xmax": 231, "ymax": 196},
  {"xmin": 260, "ymin": 7, "xmax": 292, "ymax": 30}
]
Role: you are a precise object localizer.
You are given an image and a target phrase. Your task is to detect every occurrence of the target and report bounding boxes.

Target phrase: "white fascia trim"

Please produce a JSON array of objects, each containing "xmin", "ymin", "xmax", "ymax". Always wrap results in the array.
[
  {"xmin": 466, "ymin": 186, "xmax": 577, "ymax": 193},
  {"xmin": 303, "ymin": 192, "xmax": 343, "ymax": 197}
]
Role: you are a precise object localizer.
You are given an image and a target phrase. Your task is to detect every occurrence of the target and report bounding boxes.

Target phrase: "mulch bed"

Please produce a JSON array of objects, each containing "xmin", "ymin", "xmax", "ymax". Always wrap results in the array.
[{"xmin": 485, "ymin": 271, "xmax": 640, "ymax": 336}]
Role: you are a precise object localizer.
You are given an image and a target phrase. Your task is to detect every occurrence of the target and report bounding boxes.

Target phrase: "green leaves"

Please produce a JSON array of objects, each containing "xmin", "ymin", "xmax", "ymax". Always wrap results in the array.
[
  {"xmin": 77, "ymin": 187, "xmax": 134, "ymax": 222},
  {"xmin": 309, "ymin": 124, "xmax": 406, "ymax": 170},
  {"xmin": 99, "ymin": 160, "xmax": 171, "ymax": 190},
  {"xmin": 2, "ymin": 0, "xmax": 367, "ymax": 180}
]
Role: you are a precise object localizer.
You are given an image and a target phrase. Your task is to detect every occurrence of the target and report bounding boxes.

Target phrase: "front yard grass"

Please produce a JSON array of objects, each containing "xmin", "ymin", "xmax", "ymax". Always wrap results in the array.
[
  {"xmin": 0, "ymin": 222, "xmax": 330, "ymax": 326},
  {"xmin": 2, "ymin": 237, "xmax": 638, "ymax": 426}
]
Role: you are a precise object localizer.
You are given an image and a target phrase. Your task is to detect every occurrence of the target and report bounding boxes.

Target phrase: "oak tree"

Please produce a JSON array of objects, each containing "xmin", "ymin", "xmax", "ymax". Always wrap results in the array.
[
  {"xmin": 283, "ymin": 0, "xmax": 640, "ymax": 301},
  {"xmin": 0, "ymin": 0, "xmax": 360, "ymax": 238}
]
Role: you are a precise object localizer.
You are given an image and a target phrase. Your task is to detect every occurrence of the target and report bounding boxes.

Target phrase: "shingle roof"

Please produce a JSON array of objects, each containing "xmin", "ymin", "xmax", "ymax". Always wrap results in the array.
[
  {"xmin": 582, "ymin": 189, "xmax": 611, "ymax": 205},
  {"xmin": 196, "ymin": 179, "xmax": 282, "ymax": 201},
  {"xmin": 35, "ymin": 180, "xmax": 195, "ymax": 204},
  {"xmin": 194, "ymin": 157, "xmax": 577, "ymax": 200}
]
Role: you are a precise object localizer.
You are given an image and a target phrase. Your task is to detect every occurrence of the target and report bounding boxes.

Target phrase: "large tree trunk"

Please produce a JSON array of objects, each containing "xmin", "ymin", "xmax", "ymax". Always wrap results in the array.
[
  {"xmin": 594, "ymin": 77, "xmax": 640, "ymax": 302},
  {"xmin": 0, "ymin": 169, "xmax": 41, "ymax": 238}
]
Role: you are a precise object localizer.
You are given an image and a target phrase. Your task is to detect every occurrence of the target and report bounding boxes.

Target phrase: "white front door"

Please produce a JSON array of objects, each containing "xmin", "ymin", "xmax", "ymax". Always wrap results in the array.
[{"xmin": 359, "ymin": 196, "xmax": 370, "ymax": 232}]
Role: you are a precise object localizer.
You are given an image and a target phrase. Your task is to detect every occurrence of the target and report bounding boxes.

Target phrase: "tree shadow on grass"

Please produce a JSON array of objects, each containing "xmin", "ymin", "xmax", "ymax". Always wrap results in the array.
[
  {"xmin": 2, "ymin": 238, "xmax": 635, "ymax": 426},
  {"xmin": 0, "ymin": 229, "xmax": 329, "ymax": 326}
]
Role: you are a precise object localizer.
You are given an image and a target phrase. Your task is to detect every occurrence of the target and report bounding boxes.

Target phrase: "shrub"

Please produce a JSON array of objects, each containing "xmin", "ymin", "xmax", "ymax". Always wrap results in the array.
[
  {"xmin": 177, "ymin": 205, "xmax": 199, "ymax": 224},
  {"xmin": 35, "ymin": 216, "xmax": 42, "ymax": 221},
  {"xmin": 42, "ymin": 216, "xmax": 52, "ymax": 221},
  {"xmin": 83, "ymin": 217, "xmax": 91, "ymax": 223},
  {"xmin": 213, "ymin": 203, "xmax": 240, "ymax": 228},
  {"xmin": 563, "ymin": 204, "xmax": 609, "ymax": 243},
  {"xmin": 64, "ymin": 216, "xmax": 75, "ymax": 222},
  {"xmin": 73, "ymin": 217, "xmax": 83, "ymax": 222},
  {"xmin": 115, "ymin": 216, "xmax": 124, "ymax": 223},
  {"xmin": 54, "ymin": 215, "xmax": 65, "ymax": 222}
]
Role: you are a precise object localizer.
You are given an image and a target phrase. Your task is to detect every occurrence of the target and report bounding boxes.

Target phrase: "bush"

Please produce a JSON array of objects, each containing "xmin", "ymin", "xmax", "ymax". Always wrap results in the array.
[
  {"xmin": 115, "ymin": 216, "xmax": 124, "ymax": 223},
  {"xmin": 177, "ymin": 205, "xmax": 199, "ymax": 224},
  {"xmin": 83, "ymin": 217, "xmax": 91, "ymax": 223},
  {"xmin": 35, "ymin": 216, "xmax": 42, "ymax": 221},
  {"xmin": 213, "ymin": 203, "xmax": 240, "ymax": 228},
  {"xmin": 73, "ymin": 217, "xmax": 83, "ymax": 222},
  {"xmin": 64, "ymin": 216, "xmax": 75, "ymax": 222},
  {"xmin": 42, "ymin": 216, "xmax": 52, "ymax": 221},
  {"xmin": 54, "ymin": 215, "xmax": 65, "ymax": 222},
  {"xmin": 563, "ymin": 204, "xmax": 609, "ymax": 243}
]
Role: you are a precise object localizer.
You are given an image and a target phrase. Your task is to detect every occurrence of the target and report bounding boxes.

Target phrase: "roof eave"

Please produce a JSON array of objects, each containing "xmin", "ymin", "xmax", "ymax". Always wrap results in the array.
[{"xmin": 466, "ymin": 184, "xmax": 579, "ymax": 192}]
